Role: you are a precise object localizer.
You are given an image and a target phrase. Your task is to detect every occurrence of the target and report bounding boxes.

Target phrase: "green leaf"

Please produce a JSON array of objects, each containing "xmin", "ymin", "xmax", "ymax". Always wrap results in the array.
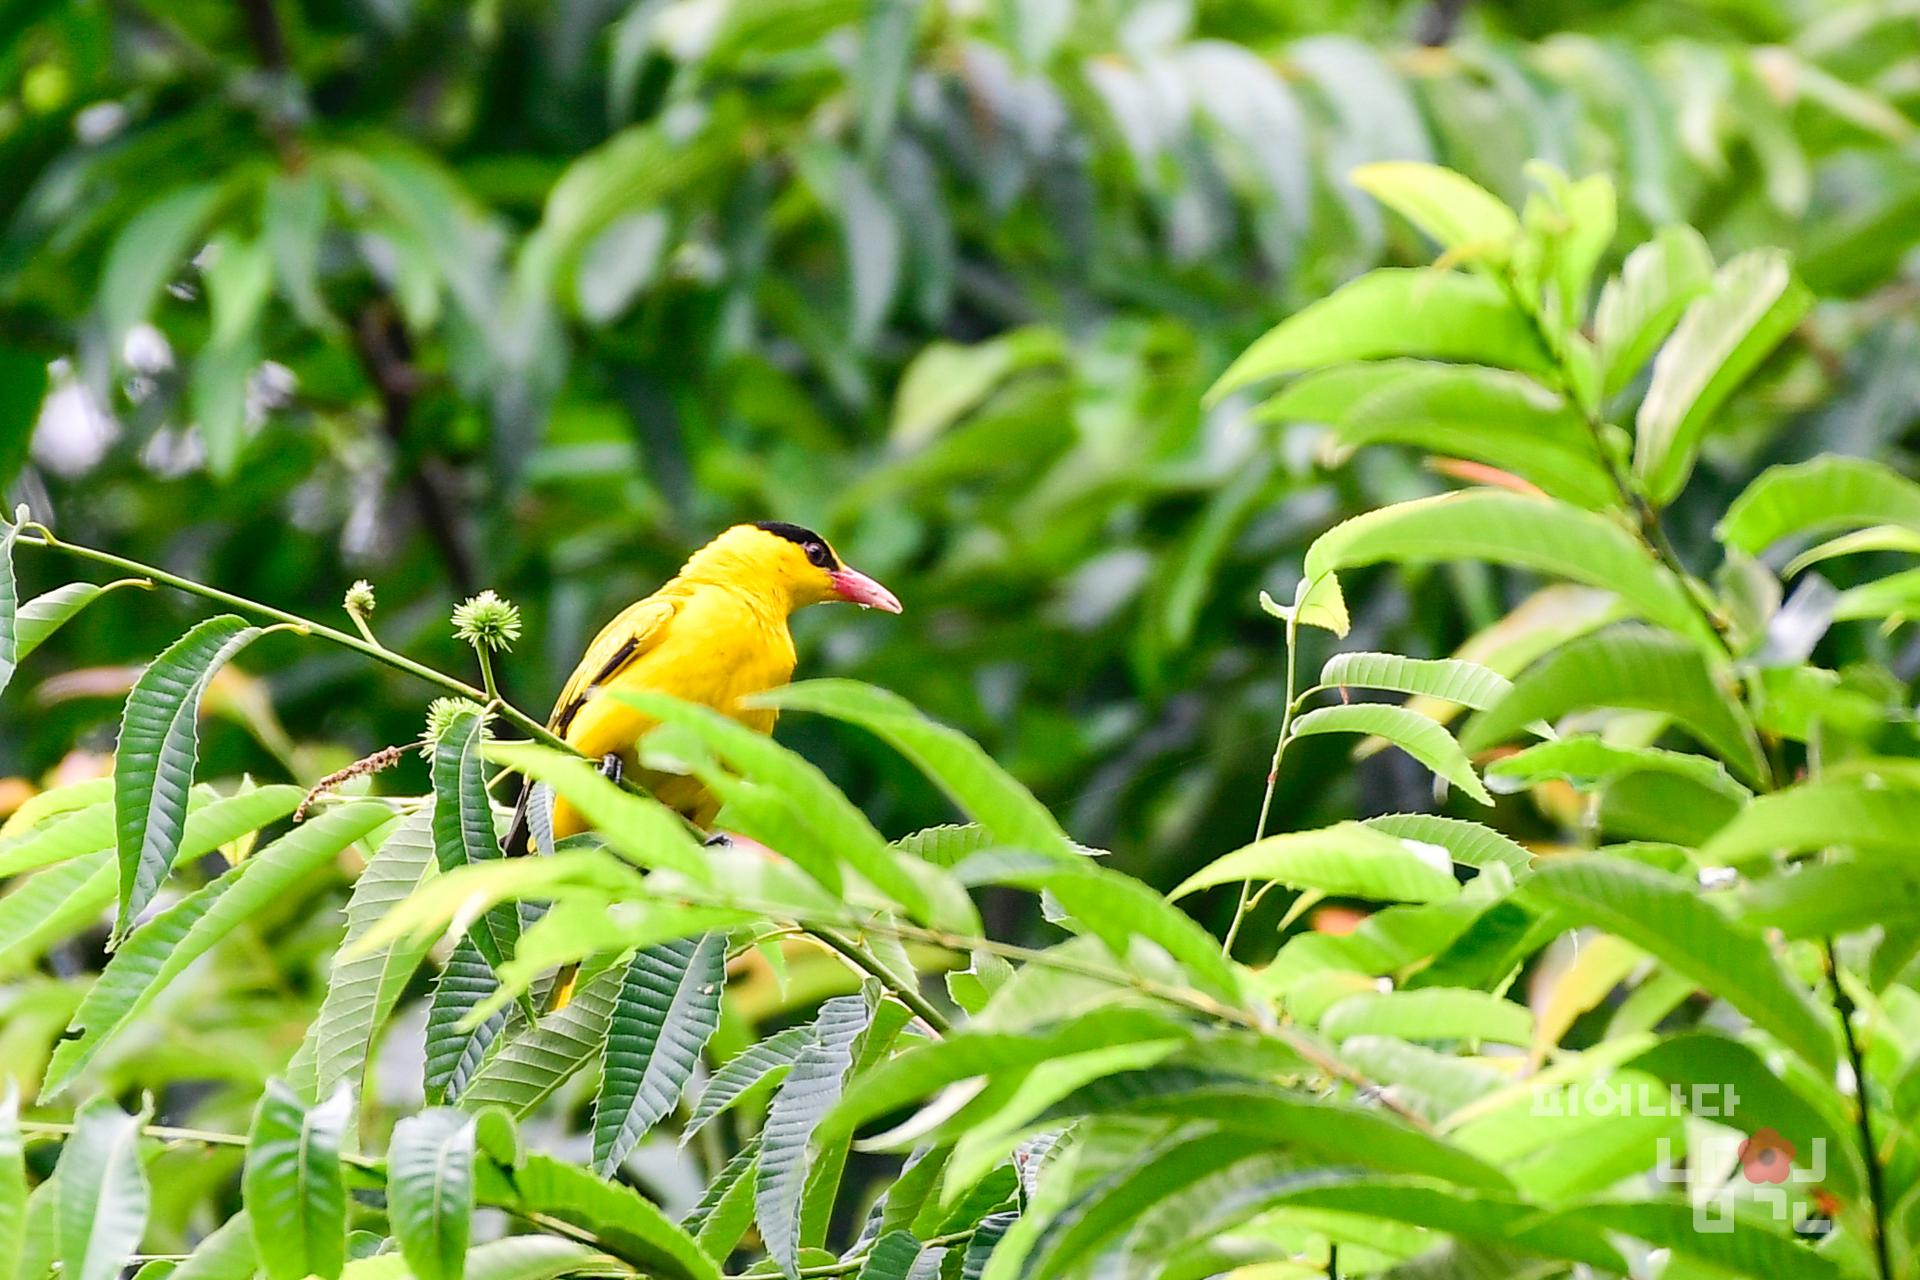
[
  {"xmin": 1595, "ymin": 225, "xmax": 1715, "ymax": 395},
  {"xmin": 1634, "ymin": 249, "xmax": 1812, "ymax": 504},
  {"xmin": 484, "ymin": 743, "xmax": 711, "ymax": 882},
  {"xmin": 1738, "ymin": 856, "xmax": 1920, "ymax": 938},
  {"xmin": 1525, "ymin": 1200, "xmax": 1845, "ymax": 1280},
  {"xmin": 1361, "ymin": 814, "xmax": 1533, "ymax": 875},
  {"xmin": 43, "ymin": 802, "xmax": 391, "ymax": 1095},
  {"xmin": 262, "ymin": 169, "xmax": 332, "ymax": 329},
  {"xmin": 850, "ymin": 1230, "xmax": 920, "ymax": 1280},
  {"xmin": 758, "ymin": 995, "xmax": 870, "ymax": 1278},
  {"xmin": 0, "ymin": 1087, "xmax": 20, "ymax": 1271},
  {"xmin": 388, "ymin": 1109, "xmax": 475, "ymax": 1280},
  {"xmin": 1319, "ymin": 652, "xmax": 1512, "ymax": 710},
  {"xmin": 288, "ymin": 811, "xmax": 437, "ymax": 1104},
  {"xmin": 98, "ymin": 183, "xmax": 224, "ymax": 353},
  {"xmin": 1289, "ymin": 703, "xmax": 1492, "ymax": 805},
  {"xmin": 954, "ymin": 853, "xmax": 1243, "ymax": 1001},
  {"xmin": 458, "ymin": 965, "xmax": 624, "ymax": 1117},
  {"xmin": 425, "ymin": 935, "xmax": 508, "ymax": 1106},
  {"xmin": 1486, "ymin": 735, "xmax": 1751, "ymax": 801},
  {"xmin": 1173, "ymin": 821, "xmax": 1461, "ymax": 903},
  {"xmin": 1208, "ymin": 269, "xmax": 1554, "ymax": 402},
  {"xmin": 1718, "ymin": 455, "xmax": 1920, "ymax": 556},
  {"xmin": 0, "ymin": 348, "xmax": 48, "ymax": 496},
  {"xmin": 1320, "ymin": 990, "xmax": 1532, "ymax": 1046},
  {"xmin": 959, "ymin": 1211, "xmax": 1015, "ymax": 1280},
  {"xmin": 593, "ymin": 933, "xmax": 726, "ymax": 1174},
  {"xmin": 753, "ymin": 681, "xmax": 1079, "ymax": 860},
  {"xmin": 1350, "ymin": 162, "xmax": 1518, "ymax": 258},
  {"xmin": 1047, "ymin": 1071, "xmax": 1511, "ymax": 1189},
  {"xmin": 1783, "ymin": 524, "xmax": 1920, "ymax": 577},
  {"xmin": 0, "ymin": 783, "xmax": 300, "ymax": 879},
  {"xmin": 493, "ymin": 1152, "xmax": 719, "ymax": 1280},
  {"xmin": 1461, "ymin": 626, "xmax": 1766, "ymax": 786},
  {"xmin": 1303, "ymin": 491, "xmax": 1709, "ymax": 646},
  {"xmin": 684, "ymin": 1025, "xmax": 815, "ymax": 1143},
  {"xmin": 170, "ymin": 1212, "xmax": 256, "ymax": 1280},
  {"xmin": 0, "ymin": 852, "xmax": 113, "ymax": 977},
  {"xmin": 431, "ymin": 709, "xmax": 518, "ymax": 977},
  {"xmin": 1624, "ymin": 1032, "xmax": 1861, "ymax": 1199},
  {"xmin": 683, "ymin": 1137, "xmax": 760, "ymax": 1260},
  {"xmin": 55, "ymin": 1097, "xmax": 150, "ymax": 1280},
  {"xmin": 1306, "ymin": 363, "xmax": 1619, "ymax": 507},
  {"xmin": 1521, "ymin": 857, "xmax": 1835, "ymax": 1074},
  {"xmin": 113, "ymin": 615, "xmax": 262, "ymax": 940},
  {"xmin": 245, "ymin": 1081, "xmax": 351, "ymax": 1280},
  {"xmin": 14, "ymin": 582, "xmax": 132, "ymax": 666},
  {"xmin": 13, "ymin": 1168, "xmax": 60, "ymax": 1280}
]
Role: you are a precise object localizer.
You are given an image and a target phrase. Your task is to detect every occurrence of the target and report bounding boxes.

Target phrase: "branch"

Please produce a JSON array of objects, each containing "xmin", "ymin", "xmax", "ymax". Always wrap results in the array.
[
  {"xmin": 14, "ymin": 524, "xmax": 569, "ymax": 753},
  {"xmin": 1825, "ymin": 938, "xmax": 1892, "ymax": 1280}
]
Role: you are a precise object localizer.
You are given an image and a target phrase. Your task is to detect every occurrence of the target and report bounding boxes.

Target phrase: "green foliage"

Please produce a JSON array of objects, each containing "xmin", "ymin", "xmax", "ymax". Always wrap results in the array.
[{"xmin": 6, "ymin": 3, "xmax": 1920, "ymax": 1272}]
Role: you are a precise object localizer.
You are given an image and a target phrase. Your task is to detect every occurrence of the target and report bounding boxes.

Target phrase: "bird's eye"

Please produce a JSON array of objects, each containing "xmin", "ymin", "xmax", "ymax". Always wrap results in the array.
[{"xmin": 804, "ymin": 542, "xmax": 833, "ymax": 569}]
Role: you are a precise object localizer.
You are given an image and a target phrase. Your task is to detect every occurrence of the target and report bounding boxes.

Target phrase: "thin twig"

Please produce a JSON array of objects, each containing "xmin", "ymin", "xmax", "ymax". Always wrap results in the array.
[
  {"xmin": 1225, "ymin": 603, "xmax": 1300, "ymax": 955},
  {"xmin": 13, "ymin": 524, "xmax": 569, "ymax": 752},
  {"xmin": 1825, "ymin": 937, "xmax": 1892, "ymax": 1280},
  {"xmin": 810, "ymin": 926, "xmax": 952, "ymax": 1035}
]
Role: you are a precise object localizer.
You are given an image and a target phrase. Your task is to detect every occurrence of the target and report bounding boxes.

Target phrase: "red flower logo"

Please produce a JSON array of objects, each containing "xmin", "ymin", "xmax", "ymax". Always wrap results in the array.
[{"xmin": 1739, "ymin": 1127, "xmax": 1796, "ymax": 1184}]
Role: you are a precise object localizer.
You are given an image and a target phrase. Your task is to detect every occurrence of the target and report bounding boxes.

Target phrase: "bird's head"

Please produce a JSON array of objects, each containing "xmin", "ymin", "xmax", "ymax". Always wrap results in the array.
[{"xmin": 690, "ymin": 522, "xmax": 903, "ymax": 616}]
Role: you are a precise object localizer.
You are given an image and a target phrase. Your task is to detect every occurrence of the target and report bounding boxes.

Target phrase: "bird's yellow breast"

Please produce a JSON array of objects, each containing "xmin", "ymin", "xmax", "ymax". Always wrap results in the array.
[{"xmin": 555, "ymin": 586, "xmax": 795, "ymax": 830}]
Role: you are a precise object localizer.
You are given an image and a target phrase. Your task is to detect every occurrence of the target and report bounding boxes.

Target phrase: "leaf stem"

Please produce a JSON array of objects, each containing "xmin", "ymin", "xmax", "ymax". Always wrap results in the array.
[
  {"xmin": 810, "ymin": 925, "xmax": 952, "ymax": 1035},
  {"xmin": 1225, "ymin": 603, "xmax": 1300, "ymax": 956},
  {"xmin": 476, "ymin": 644, "xmax": 502, "ymax": 705},
  {"xmin": 17, "ymin": 1118, "xmax": 379, "ymax": 1167},
  {"xmin": 15, "ymin": 525, "xmax": 570, "ymax": 753}
]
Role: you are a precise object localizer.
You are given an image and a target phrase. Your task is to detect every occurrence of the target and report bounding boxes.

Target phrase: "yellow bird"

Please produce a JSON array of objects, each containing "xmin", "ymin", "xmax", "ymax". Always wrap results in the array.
[{"xmin": 511, "ymin": 521, "xmax": 902, "ymax": 847}]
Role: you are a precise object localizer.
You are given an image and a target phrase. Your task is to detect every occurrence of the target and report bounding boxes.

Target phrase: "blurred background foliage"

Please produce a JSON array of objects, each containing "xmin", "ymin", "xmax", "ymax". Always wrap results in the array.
[{"xmin": 2, "ymin": 0, "xmax": 1918, "ymax": 902}]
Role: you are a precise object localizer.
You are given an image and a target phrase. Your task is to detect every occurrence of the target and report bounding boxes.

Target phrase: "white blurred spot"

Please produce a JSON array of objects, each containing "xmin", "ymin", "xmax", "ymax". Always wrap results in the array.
[
  {"xmin": 31, "ymin": 362, "xmax": 118, "ymax": 476},
  {"xmin": 74, "ymin": 101, "xmax": 128, "ymax": 144},
  {"xmin": 122, "ymin": 322, "xmax": 173, "ymax": 373}
]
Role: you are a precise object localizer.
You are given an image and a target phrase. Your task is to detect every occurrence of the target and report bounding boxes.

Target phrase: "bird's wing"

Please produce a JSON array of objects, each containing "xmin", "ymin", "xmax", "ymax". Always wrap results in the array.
[{"xmin": 548, "ymin": 595, "xmax": 679, "ymax": 734}]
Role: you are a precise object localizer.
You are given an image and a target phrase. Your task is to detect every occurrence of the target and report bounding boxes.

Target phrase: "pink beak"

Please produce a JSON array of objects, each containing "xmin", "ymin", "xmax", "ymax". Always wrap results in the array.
[{"xmin": 829, "ymin": 566, "xmax": 903, "ymax": 613}]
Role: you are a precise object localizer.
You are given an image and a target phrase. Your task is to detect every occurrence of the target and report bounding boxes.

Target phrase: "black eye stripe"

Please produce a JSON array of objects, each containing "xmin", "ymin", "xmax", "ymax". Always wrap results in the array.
[{"xmin": 754, "ymin": 521, "xmax": 838, "ymax": 569}]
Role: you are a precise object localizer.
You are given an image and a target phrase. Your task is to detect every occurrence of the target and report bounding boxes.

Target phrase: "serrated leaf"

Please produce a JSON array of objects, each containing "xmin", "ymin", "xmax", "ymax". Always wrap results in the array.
[
  {"xmin": 1173, "ymin": 821, "xmax": 1461, "ymax": 903},
  {"xmin": 245, "ymin": 1081, "xmax": 352, "ymax": 1280},
  {"xmin": 1634, "ymin": 249, "xmax": 1812, "ymax": 505},
  {"xmin": 753, "ymin": 681, "xmax": 1078, "ymax": 861},
  {"xmin": 853, "ymin": 1230, "xmax": 921, "ymax": 1280},
  {"xmin": 388, "ymin": 1109, "xmax": 475, "ymax": 1280},
  {"xmin": 1320, "ymin": 989, "xmax": 1532, "ymax": 1046},
  {"xmin": 593, "ymin": 933, "xmax": 726, "ymax": 1174},
  {"xmin": 0, "ymin": 852, "xmax": 114, "ymax": 977},
  {"xmin": 458, "ymin": 965, "xmax": 624, "ymax": 1116},
  {"xmin": 685, "ymin": 1025, "xmax": 816, "ymax": 1143},
  {"xmin": 1320, "ymin": 653, "xmax": 1512, "ymax": 711},
  {"xmin": 288, "ymin": 811, "xmax": 437, "ymax": 1104},
  {"xmin": 55, "ymin": 1097, "xmax": 150, "ymax": 1280},
  {"xmin": 757, "ymin": 995, "xmax": 871, "ymax": 1278},
  {"xmin": 425, "ymin": 935, "xmax": 508, "ymax": 1106},
  {"xmin": 954, "ymin": 852, "xmax": 1242, "ymax": 1001},
  {"xmin": 484, "ymin": 743, "xmax": 710, "ymax": 881},
  {"xmin": 1303, "ymin": 490, "xmax": 1709, "ymax": 645},
  {"xmin": 892, "ymin": 824, "xmax": 994, "ymax": 867},
  {"xmin": 1718, "ymin": 455, "xmax": 1920, "ymax": 556},
  {"xmin": 1208, "ymin": 269, "xmax": 1554, "ymax": 403},
  {"xmin": 1461, "ymin": 625, "xmax": 1765, "ymax": 786},
  {"xmin": 683, "ymin": 1136, "xmax": 760, "ymax": 1258},
  {"xmin": 1290, "ymin": 703, "xmax": 1492, "ymax": 805},
  {"xmin": 43, "ymin": 802, "xmax": 390, "ymax": 1096},
  {"xmin": 494, "ymin": 1152, "xmax": 718, "ymax": 1280},
  {"xmin": 1521, "ymin": 856, "xmax": 1835, "ymax": 1074},
  {"xmin": 113, "ymin": 616, "xmax": 262, "ymax": 939},
  {"xmin": 1046, "ymin": 1070, "xmax": 1511, "ymax": 1188},
  {"xmin": 1350, "ymin": 162, "xmax": 1518, "ymax": 257},
  {"xmin": 0, "ymin": 784, "xmax": 300, "ymax": 879},
  {"xmin": 13, "ymin": 582, "xmax": 115, "ymax": 666},
  {"xmin": 959, "ymin": 1211, "xmax": 1016, "ymax": 1280},
  {"xmin": 431, "ymin": 709, "xmax": 518, "ymax": 976},
  {"xmin": 1486, "ymin": 736, "xmax": 1751, "ymax": 801},
  {"xmin": 1595, "ymin": 225, "xmax": 1715, "ymax": 395},
  {"xmin": 1360, "ymin": 814, "xmax": 1532, "ymax": 875}
]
